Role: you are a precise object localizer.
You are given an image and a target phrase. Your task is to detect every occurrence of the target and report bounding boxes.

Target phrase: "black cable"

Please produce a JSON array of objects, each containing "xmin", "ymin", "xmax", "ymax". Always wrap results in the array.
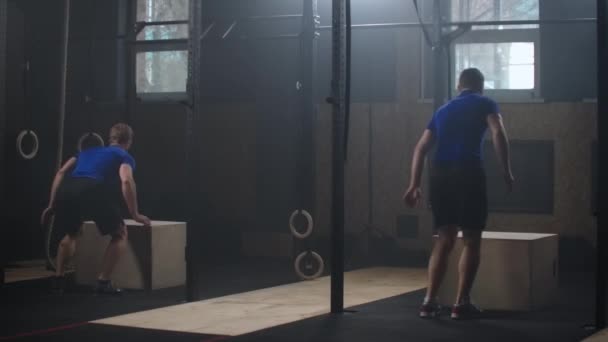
[
  {"xmin": 344, "ymin": 0, "xmax": 351, "ymax": 161},
  {"xmin": 412, "ymin": 0, "xmax": 434, "ymax": 48},
  {"xmin": 22, "ymin": 11, "xmax": 32, "ymax": 133},
  {"xmin": 85, "ymin": 3, "xmax": 95, "ymax": 133}
]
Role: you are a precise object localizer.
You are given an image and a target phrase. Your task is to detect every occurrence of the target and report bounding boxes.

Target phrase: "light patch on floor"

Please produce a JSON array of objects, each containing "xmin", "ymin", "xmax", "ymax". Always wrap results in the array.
[
  {"xmin": 5, "ymin": 260, "xmax": 56, "ymax": 283},
  {"xmin": 583, "ymin": 328, "xmax": 608, "ymax": 342},
  {"xmin": 93, "ymin": 267, "xmax": 426, "ymax": 336}
]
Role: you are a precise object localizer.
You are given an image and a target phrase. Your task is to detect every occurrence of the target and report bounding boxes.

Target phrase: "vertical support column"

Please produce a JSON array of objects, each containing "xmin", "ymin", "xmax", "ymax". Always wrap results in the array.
[
  {"xmin": 330, "ymin": 0, "xmax": 347, "ymax": 314},
  {"xmin": 596, "ymin": 0, "xmax": 607, "ymax": 330},
  {"xmin": 124, "ymin": 0, "xmax": 136, "ymax": 125},
  {"xmin": 185, "ymin": 0, "xmax": 203, "ymax": 303},
  {"xmin": 0, "ymin": 0, "xmax": 7, "ymax": 286},
  {"xmin": 299, "ymin": 0, "xmax": 318, "ymax": 226}
]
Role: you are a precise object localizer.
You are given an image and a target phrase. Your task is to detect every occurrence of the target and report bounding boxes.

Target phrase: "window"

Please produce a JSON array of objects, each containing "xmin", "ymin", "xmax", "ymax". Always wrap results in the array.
[
  {"xmin": 451, "ymin": 0, "xmax": 539, "ymax": 29},
  {"xmin": 136, "ymin": 51, "xmax": 188, "ymax": 93},
  {"xmin": 455, "ymin": 42, "xmax": 535, "ymax": 90},
  {"xmin": 134, "ymin": 0, "xmax": 189, "ymax": 97},
  {"xmin": 450, "ymin": 0, "xmax": 540, "ymax": 101}
]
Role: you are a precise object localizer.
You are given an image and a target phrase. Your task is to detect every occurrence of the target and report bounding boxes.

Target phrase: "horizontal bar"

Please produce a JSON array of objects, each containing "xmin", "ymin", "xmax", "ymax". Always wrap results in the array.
[
  {"xmin": 202, "ymin": 33, "xmax": 302, "ymax": 42},
  {"xmin": 138, "ymin": 20, "xmax": 189, "ymax": 27},
  {"xmin": 446, "ymin": 18, "xmax": 597, "ymax": 26},
  {"xmin": 318, "ymin": 22, "xmax": 426, "ymax": 30},
  {"xmin": 132, "ymin": 39, "xmax": 188, "ymax": 51},
  {"xmin": 244, "ymin": 14, "xmax": 305, "ymax": 21},
  {"xmin": 318, "ymin": 18, "xmax": 596, "ymax": 31}
]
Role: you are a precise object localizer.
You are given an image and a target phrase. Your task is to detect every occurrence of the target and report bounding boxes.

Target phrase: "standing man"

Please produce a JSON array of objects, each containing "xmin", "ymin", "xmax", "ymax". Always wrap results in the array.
[
  {"xmin": 41, "ymin": 123, "xmax": 151, "ymax": 295},
  {"xmin": 403, "ymin": 68, "xmax": 514, "ymax": 320}
]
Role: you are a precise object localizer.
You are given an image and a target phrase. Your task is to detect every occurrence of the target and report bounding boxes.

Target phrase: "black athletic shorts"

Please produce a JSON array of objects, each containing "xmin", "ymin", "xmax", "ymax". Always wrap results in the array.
[
  {"xmin": 53, "ymin": 177, "xmax": 124, "ymax": 236},
  {"xmin": 429, "ymin": 162, "xmax": 488, "ymax": 231}
]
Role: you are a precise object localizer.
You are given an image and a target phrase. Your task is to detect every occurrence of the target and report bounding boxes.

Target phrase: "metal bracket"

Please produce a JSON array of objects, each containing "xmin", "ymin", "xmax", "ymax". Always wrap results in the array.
[{"xmin": 441, "ymin": 23, "xmax": 472, "ymax": 45}]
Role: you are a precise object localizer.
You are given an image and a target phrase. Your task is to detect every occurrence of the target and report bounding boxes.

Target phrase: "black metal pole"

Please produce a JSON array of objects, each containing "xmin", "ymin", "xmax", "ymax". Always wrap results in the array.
[
  {"xmin": 432, "ymin": 0, "xmax": 446, "ymax": 112},
  {"xmin": 56, "ymin": 0, "xmax": 70, "ymax": 169},
  {"xmin": 185, "ymin": 0, "xmax": 203, "ymax": 303},
  {"xmin": 124, "ymin": 0, "xmax": 136, "ymax": 125},
  {"xmin": 299, "ymin": 0, "xmax": 317, "ymax": 213},
  {"xmin": 343, "ymin": 0, "xmax": 351, "ymax": 161},
  {"xmin": 595, "ymin": 0, "xmax": 607, "ymax": 330},
  {"xmin": 330, "ymin": 0, "xmax": 347, "ymax": 314}
]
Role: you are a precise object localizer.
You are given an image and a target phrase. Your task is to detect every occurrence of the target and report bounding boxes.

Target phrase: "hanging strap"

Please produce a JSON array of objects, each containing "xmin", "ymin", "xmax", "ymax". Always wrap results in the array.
[{"xmin": 412, "ymin": 0, "xmax": 434, "ymax": 48}]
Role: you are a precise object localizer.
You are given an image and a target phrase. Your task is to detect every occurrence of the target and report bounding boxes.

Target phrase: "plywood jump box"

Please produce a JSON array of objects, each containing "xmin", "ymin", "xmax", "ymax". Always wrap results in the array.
[
  {"xmin": 436, "ymin": 231, "xmax": 559, "ymax": 311},
  {"xmin": 74, "ymin": 220, "xmax": 187, "ymax": 290}
]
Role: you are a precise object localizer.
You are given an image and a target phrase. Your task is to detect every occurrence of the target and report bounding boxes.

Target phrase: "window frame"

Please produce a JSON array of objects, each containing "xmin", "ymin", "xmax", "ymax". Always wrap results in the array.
[
  {"xmin": 450, "ymin": 27, "xmax": 541, "ymax": 102},
  {"xmin": 419, "ymin": 0, "xmax": 543, "ymax": 103},
  {"xmin": 132, "ymin": 0, "xmax": 190, "ymax": 101}
]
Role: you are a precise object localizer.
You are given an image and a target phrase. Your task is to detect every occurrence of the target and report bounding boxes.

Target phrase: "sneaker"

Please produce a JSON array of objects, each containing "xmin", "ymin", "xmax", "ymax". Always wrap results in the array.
[
  {"xmin": 51, "ymin": 276, "xmax": 66, "ymax": 294},
  {"xmin": 419, "ymin": 302, "xmax": 442, "ymax": 319},
  {"xmin": 451, "ymin": 302, "xmax": 483, "ymax": 320},
  {"xmin": 94, "ymin": 280, "xmax": 123, "ymax": 296}
]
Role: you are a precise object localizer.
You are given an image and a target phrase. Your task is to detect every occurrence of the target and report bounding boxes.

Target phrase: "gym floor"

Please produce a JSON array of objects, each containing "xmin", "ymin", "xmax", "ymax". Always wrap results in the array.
[{"xmin": 0, "ymin": 259, "xmax": 597, "ymax": 342}]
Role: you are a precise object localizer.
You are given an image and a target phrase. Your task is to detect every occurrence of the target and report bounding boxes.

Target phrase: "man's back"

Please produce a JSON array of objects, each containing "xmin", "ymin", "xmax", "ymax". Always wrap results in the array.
[
  {"xmin": 428, "ymin": 90, "xmax": 499, "ymax": 164},
  {"xmin": 71, "ymin": 146, "xmax": 135, "ymax": 183}
]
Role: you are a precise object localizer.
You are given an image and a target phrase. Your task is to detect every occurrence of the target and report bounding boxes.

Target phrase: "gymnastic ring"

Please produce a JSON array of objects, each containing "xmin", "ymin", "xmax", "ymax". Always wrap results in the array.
[
  {"xmin": 289, "ymin": 209, "xmax": 313, "ymax": 239},
  {"xmin": 16, "ymin": 129, "xmax": 39, "ymax": 160},
  {"xmin": 294, "ymin": 251, "xmax": 324, "ymax": 280},
  {"xmin": 77, "ymin": 132, "xmax": 104, "ymax": 152}
]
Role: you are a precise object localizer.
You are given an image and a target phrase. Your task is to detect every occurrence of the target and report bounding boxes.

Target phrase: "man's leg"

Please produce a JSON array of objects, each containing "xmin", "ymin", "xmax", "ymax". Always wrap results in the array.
[
  {"xmin": 425, "ymin": 225, "xmax": 458, "ymax": 301},
  {"xmin": 98, "ymin": 224, "xmax": 128, "ymax": 281},
  {"xmin": 455, "ymin": 229, "xmax": 482, "ymax": 304},
  {"xmin": 55, "ymin": 234, "xmax": 77, "ymax": 277},
  {"xmin": 450, "ymin": 229, "xmax": 483, "ymax": 320}
]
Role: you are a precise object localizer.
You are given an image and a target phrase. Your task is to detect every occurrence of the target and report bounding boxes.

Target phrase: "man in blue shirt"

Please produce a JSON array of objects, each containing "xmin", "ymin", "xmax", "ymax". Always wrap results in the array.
[
  {"xmin": 41, "ymin": 123, "xmax": 150, "ymax": 295},
  {"xmin": 403, "ymin": 68, "xmax": 514, "ymax": 320}
]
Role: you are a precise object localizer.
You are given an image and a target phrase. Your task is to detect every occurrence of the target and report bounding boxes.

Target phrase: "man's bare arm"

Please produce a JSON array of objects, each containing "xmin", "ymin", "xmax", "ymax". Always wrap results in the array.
[
  {"xmin": 487, "ymin": 113, "xmax": 514, "ymax": 190},
  {"xmin": 119, "ymin": 164, "xmax": 150, "ymax": 226},
  {"xmin": 48, "ymin": 157, "xmax": 77, "ymax": 207},
  {"xmin": 408, "ymin": 129, "xmax": 435, "ymax": 189},
  {"xmin": 119, "ymin": 164, "xmax": 139, "ymax": 217},
  {"xmin": 41, "ymin": 157, "xmax": 77, "ymax": 224}
]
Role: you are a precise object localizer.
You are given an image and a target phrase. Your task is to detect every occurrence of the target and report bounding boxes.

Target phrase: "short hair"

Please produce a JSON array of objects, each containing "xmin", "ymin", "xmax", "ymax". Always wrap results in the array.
[
  {"xmin": 109, "ymin": 123, "xmax": 133, "ymax": 145},
  {"xmin": 459, "ymin": 68, "xmax": 485, "ymax": 92}
]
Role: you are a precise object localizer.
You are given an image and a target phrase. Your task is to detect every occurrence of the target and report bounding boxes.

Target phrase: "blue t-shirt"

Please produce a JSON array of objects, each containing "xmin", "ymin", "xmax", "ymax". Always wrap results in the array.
[
  {"xmin": 427, "ymin": 90, "xmax": 499, "ymax": 165},
  {"xmin": 71, "ymin": 146, "xmax": 136, "ymax": 183}
]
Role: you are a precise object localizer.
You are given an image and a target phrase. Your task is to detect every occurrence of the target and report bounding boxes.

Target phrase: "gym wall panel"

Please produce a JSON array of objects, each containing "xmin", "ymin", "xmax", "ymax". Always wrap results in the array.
[
  {"xmin": 540, "ymin": 0, "xmax": 597, "ymax": 101},
  {"xmin": 484, "ymin": 140, "xmax": 554, "ymax": 214},
  {"xmin": 316, "ymin": 29, "xmax": 398, "ymax": 102},
  {"xmin": 63, "ymin": 0, "xmax": 126, "ymax": 162},
  {"xmin": 196, "ymin": 103, "xmax": 258, "ymax": 260},
  {"xmin": 4, "ymin": 0, "xmax": 66, "ymax": 260},
  {"xmin": 130, "ymin": 103, "xmax": 189, "ymax": 221},
  {"xmin": 69, "ymin": 0, "xmax": 124, "ymax": 39}
]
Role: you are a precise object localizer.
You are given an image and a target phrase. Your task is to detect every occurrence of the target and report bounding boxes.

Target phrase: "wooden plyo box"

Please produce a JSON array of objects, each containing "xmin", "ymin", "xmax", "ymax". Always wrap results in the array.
[
  {"xmin": 74, "ymin": 220, "xmax": 187, "ymax": 290},
  {"xmin": 436, "ymin": 231, "xmax": 559, "ymax": 311}
]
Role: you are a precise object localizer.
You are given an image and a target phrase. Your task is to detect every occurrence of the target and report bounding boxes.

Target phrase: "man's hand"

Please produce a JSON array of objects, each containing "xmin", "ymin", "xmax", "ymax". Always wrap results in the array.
[
  {"xmin": 403, "ymin": 186, "xmax": 423, "ymax": 208},
  {"xmin": 504, "ymin": 172, "xmax": 515, "ymax": 193},
  {"xmin": 133, "ymin": 213, "xmax": 151, "ymax": 227},
  {"xmin": 41, "ymin": 206, "xmax": 54, "ymax": 225}
]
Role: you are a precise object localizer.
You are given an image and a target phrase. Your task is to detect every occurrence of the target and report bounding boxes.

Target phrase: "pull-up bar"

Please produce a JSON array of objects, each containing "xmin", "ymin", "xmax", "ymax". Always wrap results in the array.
[{"xmin": 318, "ymin": 17, "xmax": 596, "ymax": 31}]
